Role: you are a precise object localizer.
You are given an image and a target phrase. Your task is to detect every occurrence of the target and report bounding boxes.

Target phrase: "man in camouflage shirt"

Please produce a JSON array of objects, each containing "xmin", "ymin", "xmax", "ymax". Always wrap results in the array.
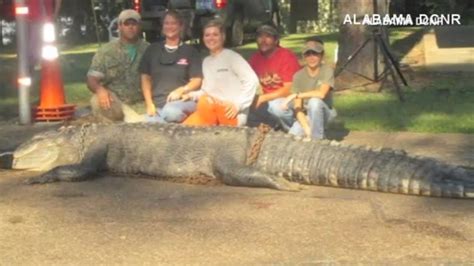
[{"xmin": 87, "ymin": 9, "xmax": 149, "ymax": 122}]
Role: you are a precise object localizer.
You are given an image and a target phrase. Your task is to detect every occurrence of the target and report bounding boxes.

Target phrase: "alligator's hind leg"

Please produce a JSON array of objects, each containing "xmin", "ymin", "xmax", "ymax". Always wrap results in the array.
[
  {"xmin": 214, "ymin": 157, "xmax": 302, "ymax": 191},
  {"xmin": 25, "ymin": 142, "xmax": 108, "ymax": 185}
]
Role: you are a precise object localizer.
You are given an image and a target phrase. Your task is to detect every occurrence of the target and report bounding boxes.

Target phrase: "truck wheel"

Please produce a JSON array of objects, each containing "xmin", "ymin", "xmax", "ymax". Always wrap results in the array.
[{"xmin": 230, "ymin": 16, "xmax": 244, "ymax": 47}]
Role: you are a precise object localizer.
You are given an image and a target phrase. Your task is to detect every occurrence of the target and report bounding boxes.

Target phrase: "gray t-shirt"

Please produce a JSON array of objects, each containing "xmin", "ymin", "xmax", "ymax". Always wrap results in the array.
[
  {"xmin": 190, "ymin": 49, "xmax": 258, "ymax": 112},
  {"xmin": 292, "ymin": 64, "xmax": 334, "ymax": 108}
]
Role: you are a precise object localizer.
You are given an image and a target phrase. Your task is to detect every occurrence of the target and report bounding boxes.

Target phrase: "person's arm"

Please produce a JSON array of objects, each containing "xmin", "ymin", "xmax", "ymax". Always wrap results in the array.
[
  {"xmin": 282, "ymin": 83, "xmax": 331, "ymax": 109},
  {"xmin": 223, "ymin": 53, "xmax": 259, "ymax": 119},
  {"xmin": 141, "ymin": 74, "xmax": 156, "ymax": 116},
  {"xmin": 86, "ymin": 75, "xmax": 104, "ymax": 93},
  {"xmin": 167, "ymin": 77, "xmax": 202, "ymax": 102},
  {"xmin": 184, "ymin": 78, "xmax": 202, "ymax": 93},
  {"xmin": 294, "ymin": 98, "xmax": 311, "ymax": 137},
  {"xmin": 233, "ymin": 53, "xmax": 259, "ymax": 112},
  {"xmin": 168, "ymin": 46, "xmax": 204, "ymax": 102},
  {"xmin": 87, "ymin": 49, "xmax": 113, "ymax": 109},
  {"xmin": 86, "ymin": 75, "xmax": 113, "ymax": 109},
  {"xmin": 287, "ymin": 66, "xmax": 335, "ymax": 102},
  {"xmin": 257, "ymin": 82, "xmax": 292, "ymax": 105},
  {"xmin": 184, "ymin": 89, "xmax": 204, "ymax": 102},
  {"xmin": 138, "ymin": 46, "xmax": 156, "ymax": 115},
  {"xmin": 297, "ymin": 83, "xmax": 331, "ymax": 99},
  {"xmin": 281, "ymin": 72, "xmax": 301, "ymax": 110}
]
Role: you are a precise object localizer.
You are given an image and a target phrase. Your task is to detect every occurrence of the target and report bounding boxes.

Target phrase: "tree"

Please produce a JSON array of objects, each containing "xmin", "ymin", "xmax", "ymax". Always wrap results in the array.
[
  {"xmin": 288, "ymin": 0, "xmax": 318, "ymax": 33},
  {"xmin": 58, "ymin": 0, "xmax": 123, "ymax": 44},
  {"xmin": 335, "ymin": 0, "xmax": 390, "ymax": 90}
]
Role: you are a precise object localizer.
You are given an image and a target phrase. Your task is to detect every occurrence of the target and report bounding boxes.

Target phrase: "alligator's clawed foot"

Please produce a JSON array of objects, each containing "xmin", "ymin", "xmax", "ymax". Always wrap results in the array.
[
  {"xmin": 274, "ymin": 177, "xmax": 304, "ymax": 192},
  {"xmin": 24, "ymin": 173, "xmax": 57, "ymax": 185}
]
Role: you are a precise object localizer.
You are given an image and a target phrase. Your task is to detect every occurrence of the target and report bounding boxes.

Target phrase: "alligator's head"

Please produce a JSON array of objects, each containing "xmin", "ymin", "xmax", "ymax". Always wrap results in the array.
[{"xmin": 12, "ymin": 126, "xmax": 88, "ymax": 171}]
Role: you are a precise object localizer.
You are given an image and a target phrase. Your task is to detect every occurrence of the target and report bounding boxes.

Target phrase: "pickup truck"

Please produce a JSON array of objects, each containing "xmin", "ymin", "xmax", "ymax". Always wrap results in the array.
[{"xmin": 130, "ymin": 0, "xmax": 279, "ymax": 46}]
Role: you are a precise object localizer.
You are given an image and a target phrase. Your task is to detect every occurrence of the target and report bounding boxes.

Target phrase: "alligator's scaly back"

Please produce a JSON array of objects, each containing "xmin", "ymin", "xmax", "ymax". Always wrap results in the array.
[
  {"xmin": 12, "ymin": 123, "xmax": 474, "ymax": 198},
  {"xmin": 256, "ymin": 132, "xmax": 474, "ymax": 198}
]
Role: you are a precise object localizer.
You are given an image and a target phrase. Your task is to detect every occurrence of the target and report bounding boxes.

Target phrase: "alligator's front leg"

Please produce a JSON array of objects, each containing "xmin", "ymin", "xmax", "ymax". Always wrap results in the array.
[
  {"xmin": 214, "ymin": 156, "xmax": 302, "ymax": 191},
  {"xmin": 25, "ymin": 142, "xmax": 108, "ymax": 185},
  {"xmin": 25, "ymin": 165, "xmax": 99, "ymax": 184}
]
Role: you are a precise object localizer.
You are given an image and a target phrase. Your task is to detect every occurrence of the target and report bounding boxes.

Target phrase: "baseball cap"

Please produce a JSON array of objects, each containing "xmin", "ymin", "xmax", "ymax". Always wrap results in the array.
[
  {"xmin": 302, "ymin": 41, "xmax": 324, "ymax": 55},
  {"xmin": 256, "ymin": 24, "xmax": 279, "ymax": 38},
  {"xmin": 118, "ymin": 9, "xmax": 141, "ymax": 23}
]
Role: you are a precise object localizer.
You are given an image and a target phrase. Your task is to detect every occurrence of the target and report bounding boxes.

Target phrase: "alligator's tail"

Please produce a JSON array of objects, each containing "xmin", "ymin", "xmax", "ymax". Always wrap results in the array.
[{"xmin": 257, "ymin": 134, "xmax": 474, "ymax": 198}]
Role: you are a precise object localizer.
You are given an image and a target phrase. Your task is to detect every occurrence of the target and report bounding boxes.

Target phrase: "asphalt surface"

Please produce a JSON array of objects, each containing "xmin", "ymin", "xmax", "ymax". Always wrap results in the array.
[{"xmin": 0, "ymin": 124, "xmax": 473, "ymax": 264}]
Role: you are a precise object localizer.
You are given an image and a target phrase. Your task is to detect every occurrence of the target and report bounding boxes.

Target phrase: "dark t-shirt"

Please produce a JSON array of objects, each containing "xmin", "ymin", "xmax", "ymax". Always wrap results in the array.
[{"xmin": 139, "ymin": 42, "xmax": 203, "ymax": 107}]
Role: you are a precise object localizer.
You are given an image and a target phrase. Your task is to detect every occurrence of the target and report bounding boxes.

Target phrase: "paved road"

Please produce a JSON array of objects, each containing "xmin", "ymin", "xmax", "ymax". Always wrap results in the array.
[
  {"xmin": 0, "ymin": 170, "xmax": 473, "ymax": 264},
  {"xmin": 0, "ymin": 125, "xmax": 473, "ymax": 264}
]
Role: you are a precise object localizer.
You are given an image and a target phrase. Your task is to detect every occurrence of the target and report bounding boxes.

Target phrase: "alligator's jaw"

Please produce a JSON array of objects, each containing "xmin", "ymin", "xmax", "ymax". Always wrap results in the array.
[{"xmin": 12, "ymin": 141, "xmax": 60, "ymax": 171}]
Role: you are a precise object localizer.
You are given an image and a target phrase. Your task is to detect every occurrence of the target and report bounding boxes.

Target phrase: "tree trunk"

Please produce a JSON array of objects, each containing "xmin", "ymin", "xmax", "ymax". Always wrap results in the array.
[
  {"xmin": 335, "ymin": 0, "xmax": 390, "ymax": 90},
  {"xmin": 289, "ymin": 0, "xmax": 318, "ymax": 33}
]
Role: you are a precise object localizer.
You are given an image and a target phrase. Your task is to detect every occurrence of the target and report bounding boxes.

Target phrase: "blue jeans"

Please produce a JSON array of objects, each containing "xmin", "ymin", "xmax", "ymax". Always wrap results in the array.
[
  {"xmin": 267, "ymin": 98, "xmax": 295, "ymax": 131},
  {"xmin": 145, "ymin": 100, "xmax": 197, "ymax": 123},
  {"xmin": 288, "ymin": 98, "xmax": 337, "ymax": 140}
]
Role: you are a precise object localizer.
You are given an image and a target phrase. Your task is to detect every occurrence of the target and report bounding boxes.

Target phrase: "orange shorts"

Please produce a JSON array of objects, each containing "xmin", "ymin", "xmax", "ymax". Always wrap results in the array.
[{"xmin": 183, "ymin": 95, "xmax": 237, "ymax": 126}]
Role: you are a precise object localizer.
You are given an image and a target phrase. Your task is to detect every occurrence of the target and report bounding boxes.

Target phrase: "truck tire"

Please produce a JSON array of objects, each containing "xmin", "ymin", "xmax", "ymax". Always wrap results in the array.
[{"xmin": 230, "ymin": 16, "xmax": 244, "ymax": 47}]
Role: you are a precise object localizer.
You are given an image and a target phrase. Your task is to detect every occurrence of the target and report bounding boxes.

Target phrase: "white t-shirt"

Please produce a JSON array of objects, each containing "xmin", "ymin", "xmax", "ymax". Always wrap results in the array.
[{"xmin": 190, "ymin": 49, "xmax": 259, "ymax": 112}]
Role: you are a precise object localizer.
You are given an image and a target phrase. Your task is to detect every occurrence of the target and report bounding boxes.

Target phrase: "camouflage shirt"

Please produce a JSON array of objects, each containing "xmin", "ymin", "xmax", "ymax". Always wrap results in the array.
[{"xmin": 87, "ymin": 39, "xmax": 149, "ymax": 104}]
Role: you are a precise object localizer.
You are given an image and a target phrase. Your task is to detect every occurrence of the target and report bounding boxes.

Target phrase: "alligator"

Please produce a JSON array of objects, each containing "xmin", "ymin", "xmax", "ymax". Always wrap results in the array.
[{"xmin": 11, "ymin": 123, "xmax": 474, "ymax": 198}]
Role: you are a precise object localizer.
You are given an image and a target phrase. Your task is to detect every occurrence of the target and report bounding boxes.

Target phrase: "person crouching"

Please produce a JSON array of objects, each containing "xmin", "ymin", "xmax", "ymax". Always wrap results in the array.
[{"xmin": 182, "ymin": 20, "xmax": 259, "ymax": 126}]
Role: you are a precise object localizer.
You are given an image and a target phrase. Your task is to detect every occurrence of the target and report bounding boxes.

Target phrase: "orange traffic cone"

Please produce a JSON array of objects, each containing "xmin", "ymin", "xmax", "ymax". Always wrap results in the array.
[{"xmin": 34, "ymin": 58, "xmax": 75, "ymax": 122}]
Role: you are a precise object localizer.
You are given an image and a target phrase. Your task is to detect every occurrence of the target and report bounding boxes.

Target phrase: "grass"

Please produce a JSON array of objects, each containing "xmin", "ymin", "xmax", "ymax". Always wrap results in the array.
[
  {"xmin": 335, "ymin": 88, "xmax": 474, "ymax": 133},
  {"xmin": 0, "ymin": 28, "xmax": 473, "ymax": 134}
]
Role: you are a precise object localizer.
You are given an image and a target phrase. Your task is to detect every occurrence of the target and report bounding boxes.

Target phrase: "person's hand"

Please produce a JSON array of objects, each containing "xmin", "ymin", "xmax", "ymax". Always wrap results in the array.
[
  {"xmin": 205, "ymin": 95, "xmax": 216, "ymax": 104},
  {"xmin": 180, "ymin": 93, "xmax": 192, "ymax": 102},
  {"xmin": 255, "ymin": 95, "xmax": 266, "ymax": 109},
  {"xmin": 146, "ymin": 103, "xmax": 157, "ymax": 116},
  {"xmin": 224, "ymin": 102, "xmax": 238, "ymax": 119},
  {"xmin": 96, "ymin": 87, "xmax": 113, "ymax": 109},
  {"xmin": 302, "ymin": 123, "xmax": 311, "ymax": 137},
  {"xmin": 281, "ymin": 94, "xmax": 297, "ymax": 110},
  {"xmin": 167, "ymin": 87, "xmax": 186, "ymax": 102}
]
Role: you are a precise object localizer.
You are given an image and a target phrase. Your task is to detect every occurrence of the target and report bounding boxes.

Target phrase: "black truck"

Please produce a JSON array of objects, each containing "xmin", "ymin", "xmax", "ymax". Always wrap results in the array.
[{"xmin": 129, "ymin": 0, "xmax": 279, "ymax": 46}]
